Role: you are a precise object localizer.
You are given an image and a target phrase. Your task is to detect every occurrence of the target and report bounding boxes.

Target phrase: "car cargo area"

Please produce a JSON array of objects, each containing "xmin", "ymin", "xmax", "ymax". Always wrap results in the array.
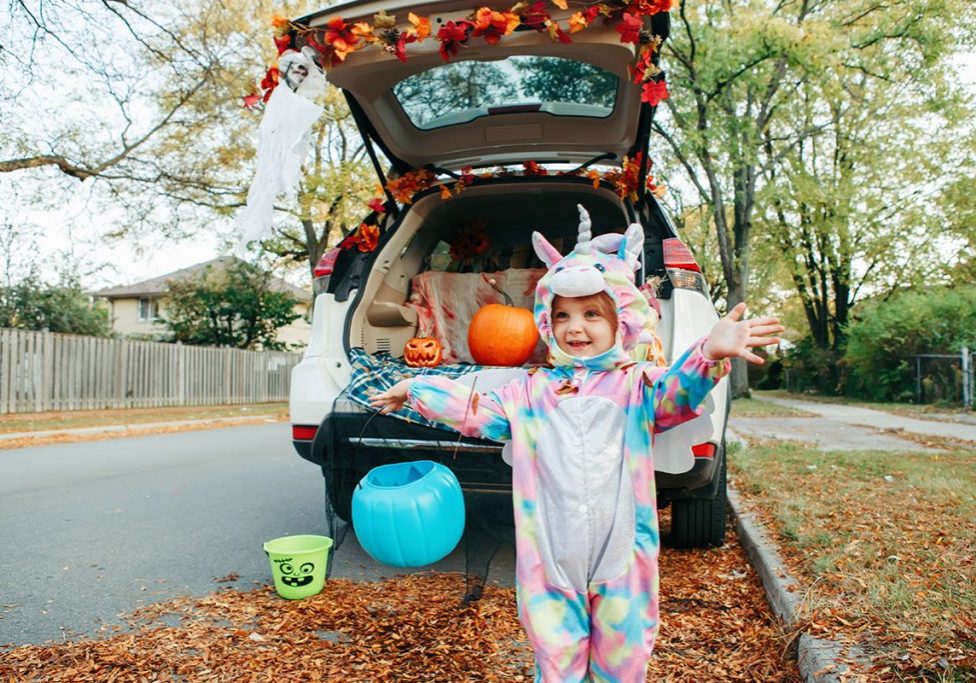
[{"xmin": 347, "ymin": 180, "xmax": 661, "ymax": 365}]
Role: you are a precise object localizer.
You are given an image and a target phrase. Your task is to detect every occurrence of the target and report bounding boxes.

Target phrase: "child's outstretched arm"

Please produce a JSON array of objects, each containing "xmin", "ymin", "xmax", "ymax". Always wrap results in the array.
[
  {"xmin": 369, "ymin": 377, "xmax": 512, "ymax": 442},
  {"xmin": 370, "ymin": 379, "xmax": 414, "ymax": 415},
  {"xmin": 646, "ymin": 303, "xmax": 783, "ymax": 431},
  {"xmin": 701, "ymin": 303, "xmax": 783, "ymax": 364}
]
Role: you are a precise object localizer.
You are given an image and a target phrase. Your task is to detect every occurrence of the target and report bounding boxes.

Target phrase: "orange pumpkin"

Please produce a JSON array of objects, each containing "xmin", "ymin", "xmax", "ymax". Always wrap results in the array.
[
  {"xmin": 468, "ymin": 279, "xmax": 539, "ymax": 366},
  {"xmin": 403, "ymin": 336, "xmax": 443, "ymax": 367}
]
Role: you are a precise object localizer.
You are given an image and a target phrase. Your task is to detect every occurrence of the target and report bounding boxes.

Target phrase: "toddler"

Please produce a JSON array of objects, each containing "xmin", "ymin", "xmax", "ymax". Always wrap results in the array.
[{"xmin": 371, "ymin": 206, "xmax": 781, "ymax": 682}]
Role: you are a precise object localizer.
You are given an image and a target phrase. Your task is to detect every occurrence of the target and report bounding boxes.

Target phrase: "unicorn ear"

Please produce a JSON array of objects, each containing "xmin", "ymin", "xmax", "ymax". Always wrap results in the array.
[
  {"xmin": 618, "ymin": 223, "xmax": 644, "ymax": 270},
  {"xmin": 532, "ymin": 231, "xmax": 562, "ymax": 268},
  {"xmin": 591, "ymin": 233, "xmax": 623, "ymax": 254}
]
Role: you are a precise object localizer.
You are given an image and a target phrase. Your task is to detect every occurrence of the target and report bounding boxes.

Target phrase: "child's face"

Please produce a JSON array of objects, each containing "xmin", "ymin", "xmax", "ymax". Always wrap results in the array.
[{"xmin": 551, "ymin": 295, "xmax": 616, "ymax": 357}]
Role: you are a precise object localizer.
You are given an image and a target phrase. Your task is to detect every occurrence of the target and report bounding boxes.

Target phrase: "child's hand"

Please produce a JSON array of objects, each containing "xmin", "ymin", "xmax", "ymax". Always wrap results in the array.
[
  {"xmin": 368, "ymin": 379, "xmax": 413, "ymax": 414},
  {"xmin": 702, "ymin": 303, "xmax": 784, "ymax": 364}
]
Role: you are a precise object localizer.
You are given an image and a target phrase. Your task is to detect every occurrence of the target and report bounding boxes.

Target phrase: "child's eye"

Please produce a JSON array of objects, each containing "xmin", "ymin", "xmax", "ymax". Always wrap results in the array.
[
  {"xmin": 554, "ymin": 311, "xmax": 568, "ymax": 320},
  {"xmin": 584, "ymin": 310, "xmax": 601, "ymax": 319}
]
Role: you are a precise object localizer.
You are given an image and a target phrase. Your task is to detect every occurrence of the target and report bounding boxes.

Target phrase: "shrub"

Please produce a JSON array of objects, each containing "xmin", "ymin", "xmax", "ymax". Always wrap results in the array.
[
  {"xmin": 782, "ymin": 337, "xmax": 843, "ymax": 395},
  {"xmin": 0, "ymin": 274, "xmax": 111, "ymax": 336},
  {"xmin": 746, "ymin": 347, "xmax": 785, "ymax": 390},
  {"xmin": 842, "ymin": 286, "xmax": 976, "ymax": 402}
]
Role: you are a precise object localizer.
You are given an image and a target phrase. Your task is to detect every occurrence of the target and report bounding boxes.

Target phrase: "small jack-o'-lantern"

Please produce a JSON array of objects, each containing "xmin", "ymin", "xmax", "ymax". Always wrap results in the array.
[{"xmin": 404, "ymin": 336, "xmax": 443, "ymax": 367}]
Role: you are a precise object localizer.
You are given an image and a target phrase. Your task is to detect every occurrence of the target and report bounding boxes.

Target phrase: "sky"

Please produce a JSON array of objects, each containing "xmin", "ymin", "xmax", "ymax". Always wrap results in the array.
[{"xmin": 9, "ymin": 50, "xmax": 976, "ymax": 293}]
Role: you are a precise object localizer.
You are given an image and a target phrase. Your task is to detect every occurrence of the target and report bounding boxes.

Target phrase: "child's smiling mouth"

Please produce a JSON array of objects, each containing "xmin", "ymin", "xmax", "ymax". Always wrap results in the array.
[{"xmin": 567, "ymin": 340, "xmax": 590, "ymax": 350}]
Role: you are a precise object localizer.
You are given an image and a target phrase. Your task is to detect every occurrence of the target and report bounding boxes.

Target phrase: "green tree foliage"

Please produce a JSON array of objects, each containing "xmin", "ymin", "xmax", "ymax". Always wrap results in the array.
[
  {"xmin": 655, "ymin": 0, "xmax": 975, "ymax": 395},
  {"xmin": 937, "ymin": 169, "xmax": 976, "ymax": 286},
  {"xmin": 0, "ymin": 275, "xmax": 111, "ymax": 336},
  {"xmin": 161, "ymin": 259, "xmax": 300, "ymax": 350},
  {"xmin": 782, "ymin": 337, "xmax": 843, "ymax": 395},
  {"xmin": 757, "ymin": 6, "xmax": 974, "ymax": 354},
  {"xmin": 842, "ymin": 287, "xmax": 976, "ymax": 402},
  {"xmin": 2, "ymin": 1, "xmax": 375, "ymax": 279}
]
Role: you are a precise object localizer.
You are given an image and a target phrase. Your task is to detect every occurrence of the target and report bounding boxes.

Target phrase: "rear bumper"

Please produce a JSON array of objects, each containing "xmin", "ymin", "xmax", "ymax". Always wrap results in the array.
[
  {"xmin": 296, "ymin": 410, "xmax": 512, "ymax": 495},
  {"xmin": 292, "ymin": 438, "xmax": 314, "ymax": 463},
  {"xmin": 656, "ymin": 452, "xmax": 722, "ymax": 501},
  {"xmin": 293, "ymin": 411, "xmax": 724, "ymax": 501}
]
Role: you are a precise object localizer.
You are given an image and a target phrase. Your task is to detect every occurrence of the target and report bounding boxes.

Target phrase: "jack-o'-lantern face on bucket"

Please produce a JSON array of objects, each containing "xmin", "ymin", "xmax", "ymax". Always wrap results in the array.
[
  {"xmin": 274, "ymin": 559, "xmax": 316, "ymax": 587},
  {"xmin": 404, "ymin": 337, "xmax": 442, "ymax": 367}
]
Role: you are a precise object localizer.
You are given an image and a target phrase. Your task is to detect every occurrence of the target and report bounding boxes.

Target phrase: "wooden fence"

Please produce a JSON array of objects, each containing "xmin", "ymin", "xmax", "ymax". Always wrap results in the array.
[{"xmin": 0, "ymin": 328, "xmax": 302, "ymax": 414}]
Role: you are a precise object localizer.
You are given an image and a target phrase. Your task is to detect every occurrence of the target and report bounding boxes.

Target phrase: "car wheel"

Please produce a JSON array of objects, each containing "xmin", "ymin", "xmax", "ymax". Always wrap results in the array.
[{"xmin": 669, "ymin": 446, "xmax": 727, "ymax": 548}]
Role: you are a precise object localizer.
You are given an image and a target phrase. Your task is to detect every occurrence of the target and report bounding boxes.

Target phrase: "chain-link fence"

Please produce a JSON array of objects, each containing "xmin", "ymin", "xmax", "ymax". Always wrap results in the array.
[{"xmin": 913, "ymin": 347, "xmax": 973, "ymax": 408}]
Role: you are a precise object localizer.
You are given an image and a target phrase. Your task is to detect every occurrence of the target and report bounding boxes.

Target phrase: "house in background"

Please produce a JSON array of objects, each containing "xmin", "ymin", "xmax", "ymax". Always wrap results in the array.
[{"xmin": 95, "ymin": 257, "xmax": 311, "ymax": 348}]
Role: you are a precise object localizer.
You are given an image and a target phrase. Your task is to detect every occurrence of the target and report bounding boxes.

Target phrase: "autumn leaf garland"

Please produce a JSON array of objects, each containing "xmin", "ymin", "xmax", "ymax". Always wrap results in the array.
[
  {"xmin": 246, "ymin": 0, "xmax": 670, "ymax": 105},
  {"xmin": 246, "ymin": 0, "xmax": 672, "ymax": 253},
  {"xmin": 343, "ymin": 157, "xmax": 665, "ymax": 253}
]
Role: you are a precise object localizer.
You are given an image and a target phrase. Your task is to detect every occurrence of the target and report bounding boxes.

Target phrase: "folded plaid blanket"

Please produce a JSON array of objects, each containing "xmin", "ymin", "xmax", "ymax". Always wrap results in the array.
[{"xmin": 344, "ymin": 348, "xmax": 486, "ymax": 428}]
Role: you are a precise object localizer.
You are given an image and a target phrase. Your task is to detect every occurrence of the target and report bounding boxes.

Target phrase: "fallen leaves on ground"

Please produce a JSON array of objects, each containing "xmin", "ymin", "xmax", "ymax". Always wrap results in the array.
[
  {"xmin": 0, "ymin": 525, "xmax": 798, "ymax": 682},
  {"xmin": 731, "ymin": 440, "xmax": 976, "ymax": 680},
  {"xmin": 873, "ymin": 427, "xmax": 973, "ymax": 452}
]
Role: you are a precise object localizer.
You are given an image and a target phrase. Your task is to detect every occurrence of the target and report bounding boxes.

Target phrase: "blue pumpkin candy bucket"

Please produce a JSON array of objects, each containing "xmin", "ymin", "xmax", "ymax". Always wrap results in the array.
[{"xmin": 352, "ymin": 460, "xmax": 465, "ymax": 567}]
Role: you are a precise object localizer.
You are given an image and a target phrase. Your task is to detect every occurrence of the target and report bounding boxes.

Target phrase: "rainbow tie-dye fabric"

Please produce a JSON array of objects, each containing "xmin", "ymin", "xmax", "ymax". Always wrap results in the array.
[{"xmin": 407, "ymin": 207, "xmax": 730, "ymax": 682}]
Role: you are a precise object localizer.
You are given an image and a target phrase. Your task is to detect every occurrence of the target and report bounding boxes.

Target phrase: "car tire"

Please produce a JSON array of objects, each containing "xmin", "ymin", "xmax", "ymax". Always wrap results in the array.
[{"xmin": 669, "ymin": 446, "xmax": 727, "ymax": 548}]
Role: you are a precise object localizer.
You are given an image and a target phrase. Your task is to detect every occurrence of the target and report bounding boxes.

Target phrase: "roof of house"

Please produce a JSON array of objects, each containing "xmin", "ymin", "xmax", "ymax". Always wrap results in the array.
[{"xmin": 94, "ymin": 256, "xmax": 309, "ymax": 300}]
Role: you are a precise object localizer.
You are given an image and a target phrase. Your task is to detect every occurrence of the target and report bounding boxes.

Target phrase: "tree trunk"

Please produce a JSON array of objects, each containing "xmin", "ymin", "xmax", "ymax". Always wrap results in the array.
[{"xmin": 725, "ymin": 280, "xmax": 751, "ymax": 398}]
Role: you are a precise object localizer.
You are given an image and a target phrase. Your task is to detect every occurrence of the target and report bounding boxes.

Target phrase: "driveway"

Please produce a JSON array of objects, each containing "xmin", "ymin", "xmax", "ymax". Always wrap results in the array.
[{"xmin": 730, "ymin": 394, "xmax": 976, "ymax": 451}]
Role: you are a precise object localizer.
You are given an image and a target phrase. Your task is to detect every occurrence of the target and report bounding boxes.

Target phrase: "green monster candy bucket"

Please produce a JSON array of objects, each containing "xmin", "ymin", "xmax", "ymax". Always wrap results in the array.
[{"xmin": 263, "ymin": 534, "xmax": 333, "ymax": 600}]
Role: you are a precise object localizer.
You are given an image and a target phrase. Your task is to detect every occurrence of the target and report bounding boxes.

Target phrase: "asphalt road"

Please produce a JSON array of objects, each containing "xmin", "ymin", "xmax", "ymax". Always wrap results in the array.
[{"xmin": 0, "ymin": 424, "xmax": 512, "ymax": 647}]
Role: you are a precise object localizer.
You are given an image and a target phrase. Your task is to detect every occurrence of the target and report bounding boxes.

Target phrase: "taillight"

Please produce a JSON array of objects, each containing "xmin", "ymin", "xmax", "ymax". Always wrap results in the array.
[
  {"xmin": 292, "ymin": 425, "xmax": 318, "ymax": 441},
  {"xmin": 662, "ymin": 238, "xmax": 701, "ymax": 272},
  {"xmin": 691, "ymin": 442, "xmax": 716, "ymax": 457},
  {"xmin": 313, "ymin": 248, "xmax": 340, "ymax": 278}
]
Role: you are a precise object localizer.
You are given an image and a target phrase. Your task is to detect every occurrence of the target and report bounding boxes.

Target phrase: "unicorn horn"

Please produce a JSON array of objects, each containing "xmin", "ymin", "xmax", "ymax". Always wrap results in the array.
[{"xmin": 575, "ymin": 204, "xmax": 592, "ymax": 254}]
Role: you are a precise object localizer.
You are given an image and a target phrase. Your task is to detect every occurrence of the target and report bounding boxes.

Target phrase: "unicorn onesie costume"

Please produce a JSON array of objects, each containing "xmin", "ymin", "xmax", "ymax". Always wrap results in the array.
[{"xmin": 406, "ymin": 206, "xmax": 730, "ymax": 682}]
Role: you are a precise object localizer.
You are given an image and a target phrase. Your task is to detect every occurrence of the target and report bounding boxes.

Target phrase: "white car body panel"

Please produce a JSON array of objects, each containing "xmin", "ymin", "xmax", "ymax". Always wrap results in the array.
[{"xmin": 289, "ymin": 292, "xmax": 355, "ymax": 426}]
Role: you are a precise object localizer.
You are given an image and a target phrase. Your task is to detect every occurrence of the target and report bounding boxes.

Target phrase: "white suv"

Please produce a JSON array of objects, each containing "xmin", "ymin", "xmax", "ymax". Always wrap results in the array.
[{"xmin": 288, "ymin": 0, "xmax": 730, "ymax": 548}]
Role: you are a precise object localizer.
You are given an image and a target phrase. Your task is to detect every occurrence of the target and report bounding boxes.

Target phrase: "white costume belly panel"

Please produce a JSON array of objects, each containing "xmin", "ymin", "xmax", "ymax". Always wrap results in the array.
[{"xmin": 534, "ymin": 395, "xmax": 636, "ymax": 591}]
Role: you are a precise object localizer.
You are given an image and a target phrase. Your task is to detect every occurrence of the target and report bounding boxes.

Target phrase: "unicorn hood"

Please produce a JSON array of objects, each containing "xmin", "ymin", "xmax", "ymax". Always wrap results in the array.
[{"xmin": 533, "ymin": 204, "xmax": 651, "ymax": 369}]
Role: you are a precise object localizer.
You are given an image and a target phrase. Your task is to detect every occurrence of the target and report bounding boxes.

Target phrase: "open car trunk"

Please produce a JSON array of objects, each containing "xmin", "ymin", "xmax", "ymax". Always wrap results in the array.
[{"xmin": 345, "ymin": 180, "xmax": 655, "ymax": 365}]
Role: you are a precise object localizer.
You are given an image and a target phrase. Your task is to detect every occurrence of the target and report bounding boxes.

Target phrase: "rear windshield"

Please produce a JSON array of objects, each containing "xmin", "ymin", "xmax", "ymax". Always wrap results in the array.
[{"xmin": 392, "ymin": 56, "xmax": 618, "ymax": 130}]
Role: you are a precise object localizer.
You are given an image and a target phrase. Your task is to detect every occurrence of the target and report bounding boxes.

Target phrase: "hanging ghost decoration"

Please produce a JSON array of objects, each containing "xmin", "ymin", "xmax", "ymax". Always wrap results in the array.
[{"xmin": 235, "ymin": 47, "xmax": 327, "ymax": 246}]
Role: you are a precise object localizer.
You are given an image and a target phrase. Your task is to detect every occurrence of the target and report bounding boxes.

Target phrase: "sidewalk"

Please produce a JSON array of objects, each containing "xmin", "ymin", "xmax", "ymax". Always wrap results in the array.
[
  {"xmin": 0, "ymin": 415, "xmax": 281, "ymax": 442},
  {"xmin": 730, "ymin": 395, "xmax": 975, "ymax": 451},
  {"xmin": 757, "ymin": 394, "xmax": 976, "ymax": 440}
]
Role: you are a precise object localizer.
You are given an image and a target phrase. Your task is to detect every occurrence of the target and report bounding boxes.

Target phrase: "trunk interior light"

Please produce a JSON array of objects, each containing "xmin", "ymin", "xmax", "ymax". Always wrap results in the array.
[
  {"xmin": 662, "ymin": 238, "xmax": 702, "ymax": 272},
  {"xmin": 292, "ymin": 425, "xmax": 318, "ymax": 441},
  {"xmin": 691, "ymin": 443, "xmax": 716, "ymax": 457}
]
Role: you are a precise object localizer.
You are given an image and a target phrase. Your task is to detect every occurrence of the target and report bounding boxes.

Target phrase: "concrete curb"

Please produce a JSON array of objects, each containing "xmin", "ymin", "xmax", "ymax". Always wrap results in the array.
[
  {"xmin": 0, "ymin": 415, "xmax": 280, "ymax": 441},
  {"xmin": 728, "ymin": 487, "xmax": 855, "ymax": 682},
  {"xmin": 726, "ymin": 428, "xmax": 867, "ymax": 681}
]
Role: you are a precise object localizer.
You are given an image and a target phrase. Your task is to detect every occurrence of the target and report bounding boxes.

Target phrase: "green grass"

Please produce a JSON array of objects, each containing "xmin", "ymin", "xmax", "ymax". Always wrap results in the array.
[
  {"xmin": 730, "ymin": 397, "xmax": 816, "ymax": 418},
  {"xmin": 730, "ymin": 439, "xmax": 976, "ymax": 678},
  {"xmin": 758, "ymin": 389, "xmax": 975, "ymax": 422},
  {"xmin": 0, "ymin": 402, "xmax": 288, "ymax": 433}
]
